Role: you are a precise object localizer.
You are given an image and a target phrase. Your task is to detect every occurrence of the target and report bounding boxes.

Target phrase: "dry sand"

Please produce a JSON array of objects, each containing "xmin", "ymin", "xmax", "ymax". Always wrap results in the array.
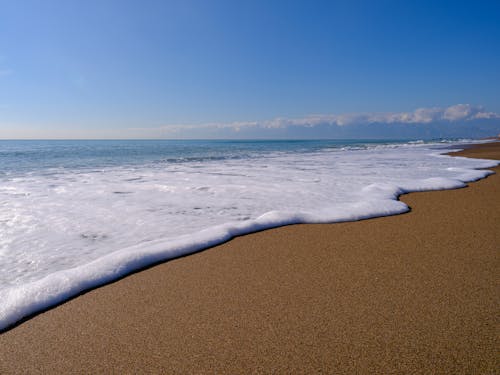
[{"xmin": 0, "ymin": 142, "xmax": 499, "ymax": 374}]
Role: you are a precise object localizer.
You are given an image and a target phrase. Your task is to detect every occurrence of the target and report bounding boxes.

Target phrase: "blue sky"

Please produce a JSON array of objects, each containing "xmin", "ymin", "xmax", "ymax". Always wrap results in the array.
[{"xmin": 0, "ymin": 0, "xmax": 499, "ymax": 139}]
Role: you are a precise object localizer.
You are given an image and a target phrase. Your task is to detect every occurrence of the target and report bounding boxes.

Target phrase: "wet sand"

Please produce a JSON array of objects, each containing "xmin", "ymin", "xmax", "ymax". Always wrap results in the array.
[{"xmin": 0, "ymin": 141, "xmax": 499, "ymax": 374}]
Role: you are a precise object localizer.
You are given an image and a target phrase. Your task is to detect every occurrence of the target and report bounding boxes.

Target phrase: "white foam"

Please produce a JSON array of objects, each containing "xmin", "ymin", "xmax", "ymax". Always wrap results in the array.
[{"xmin": 0, "ymin": 142, "xmax": 498, "ymax": 330}]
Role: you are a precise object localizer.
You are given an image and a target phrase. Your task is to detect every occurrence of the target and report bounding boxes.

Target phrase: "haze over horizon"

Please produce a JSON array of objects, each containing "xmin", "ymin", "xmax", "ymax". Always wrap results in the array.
[{"xmin": 1, "ymin": 0, "xmax": 499, "ymax": 139}]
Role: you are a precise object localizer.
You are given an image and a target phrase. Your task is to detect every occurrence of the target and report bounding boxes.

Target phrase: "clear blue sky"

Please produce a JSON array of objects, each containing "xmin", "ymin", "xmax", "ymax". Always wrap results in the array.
[{"xmin": 0, "ymin": 0, "xmax": 499, "ymax": 138}]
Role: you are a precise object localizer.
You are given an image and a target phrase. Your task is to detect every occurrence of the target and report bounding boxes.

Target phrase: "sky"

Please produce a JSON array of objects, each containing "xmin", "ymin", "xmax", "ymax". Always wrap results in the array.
[{"xmin": 0, "ymin": 0, "xmax": 499, "ymax": 139}]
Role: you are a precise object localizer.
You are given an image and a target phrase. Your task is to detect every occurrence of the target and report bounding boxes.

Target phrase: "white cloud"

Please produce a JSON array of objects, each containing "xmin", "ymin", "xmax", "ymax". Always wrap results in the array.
[
  {"xmin": 299, "ymin": 104, "xmax": 497, "ymax": 126},
  {"xmin": 262, "ymin": 104, "xmax": 499, "ymax": 128},
  {"xmin": 128, "ymin": 104, "xmax": 500, "ymax": 136},
  {"xmin": 442, "ymin": 104, "xmax": 473, "ymax": 121},
  {"xmin": 470, "ymin": 110, "xmax": 499, "ymax": 120}
]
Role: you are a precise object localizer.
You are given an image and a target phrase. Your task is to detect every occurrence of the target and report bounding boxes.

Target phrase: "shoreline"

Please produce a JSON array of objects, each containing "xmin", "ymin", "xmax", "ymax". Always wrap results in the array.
[
  {"xmin": 1, "ymin": 141, "xmax": 499, "ymax": 373},
  {"xmin": 2, "ymin": 140, "xmax": 494, "ymax": 333}
]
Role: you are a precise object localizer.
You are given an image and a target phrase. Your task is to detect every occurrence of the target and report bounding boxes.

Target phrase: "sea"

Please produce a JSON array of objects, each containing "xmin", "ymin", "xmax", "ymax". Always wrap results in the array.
[{"xmin": 0, "ymin": 139, "xmax": 498, "ymax": 330}]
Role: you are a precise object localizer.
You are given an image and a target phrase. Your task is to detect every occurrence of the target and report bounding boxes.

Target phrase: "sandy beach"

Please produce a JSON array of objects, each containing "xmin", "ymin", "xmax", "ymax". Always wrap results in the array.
[{"xmin": 0, "ymin": 141, "xmax": 498, "ymax": 374}]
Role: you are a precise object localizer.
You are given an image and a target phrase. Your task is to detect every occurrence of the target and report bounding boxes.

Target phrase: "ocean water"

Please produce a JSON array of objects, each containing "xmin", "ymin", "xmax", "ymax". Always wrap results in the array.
[{"xmin": 0, "ymin": 139, "xmax": 497, "ymax": 330}]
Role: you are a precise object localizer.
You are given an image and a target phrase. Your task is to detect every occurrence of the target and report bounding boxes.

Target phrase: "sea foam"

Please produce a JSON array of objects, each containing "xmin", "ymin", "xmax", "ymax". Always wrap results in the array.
[{"xmin": 0, "ymin": 140, "xmax": 497, "ymax": 330}]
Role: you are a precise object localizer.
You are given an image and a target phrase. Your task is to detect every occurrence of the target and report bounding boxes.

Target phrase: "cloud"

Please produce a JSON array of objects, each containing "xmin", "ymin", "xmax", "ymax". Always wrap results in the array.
[
  {"xmin": 280, "ymin": 104, "xmax": 498, "ymax": 127},
  {"xmin": 132, "ymin": 104, "xmax": 500, "ymax": 136}
]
